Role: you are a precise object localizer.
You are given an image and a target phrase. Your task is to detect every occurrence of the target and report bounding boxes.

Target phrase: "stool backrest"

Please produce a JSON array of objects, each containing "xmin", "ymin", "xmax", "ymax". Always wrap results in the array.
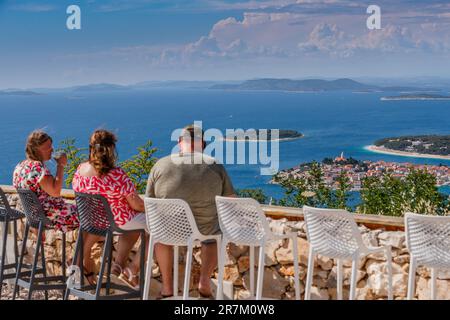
[
  {"xmin": 144, "ymin": 197, "xmax": 200, "ymax": 246},
  {"xmin": 0, "ymin": 188, "xmax": 12, "ymax": 213},
  {"xmin": 303, "ymin": 206, "xmax": 363, "ymax": 259},
  {"xmin": 215, "ymin": 196, "xmax": 269, "ymax": 245},
  {"xmin": 16, "ymin": 188, "xmax": 50, "ymax": 228},
  {"xmin": 405, "ymin": 212, "xmax": 450, "ymax": 269},
  {"xmin": 74, "ymin": 192, "xmax": 119, "ymax": 236}
]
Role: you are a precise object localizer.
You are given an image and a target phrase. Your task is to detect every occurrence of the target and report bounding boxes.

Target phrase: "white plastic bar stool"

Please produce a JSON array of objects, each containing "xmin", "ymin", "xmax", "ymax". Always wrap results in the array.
[
  {"xmin": 405, "ymin": 212, "xmax": 450, "ymax": 300},
  {"xmin": 143, "ymin": 197, "xmax": 222, "ymax": 300},
  {"xmin": 303, "ymin": 206, "xmax": 393, "ymax": 300},
  {"xmin": 215, "ymin": 196, "xmax": 300, "ymax": 300}
]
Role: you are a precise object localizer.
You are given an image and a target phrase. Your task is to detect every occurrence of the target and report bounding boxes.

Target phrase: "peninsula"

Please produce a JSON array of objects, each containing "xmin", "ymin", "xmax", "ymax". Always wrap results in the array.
[
  {"xmin": 381, "ymin": 94, "xmax": 450, "ymax": 101},
  {"xmin": 367, "ymin": 135, "xmax": 450, "ymax": 160}
]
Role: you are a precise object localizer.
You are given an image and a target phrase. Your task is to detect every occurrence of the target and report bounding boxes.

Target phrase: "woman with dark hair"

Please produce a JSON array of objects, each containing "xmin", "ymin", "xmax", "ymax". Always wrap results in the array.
[
  {"xmin": 13, "ymin": 130, "xmax": 79, "ymax": 232},
  {"xmin": 72, "ymin": 129, "xmax": 148, "ymax": 288}
]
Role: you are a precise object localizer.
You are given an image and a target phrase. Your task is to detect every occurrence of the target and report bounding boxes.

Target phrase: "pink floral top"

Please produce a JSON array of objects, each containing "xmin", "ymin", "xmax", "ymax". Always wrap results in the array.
[
  {"xmin": 72, "ymin": 165, "xmax": 138, "ymax": 226},
  {"xmin": 12, "ymin": 160, "xmax": 79, "ymax": 232}
]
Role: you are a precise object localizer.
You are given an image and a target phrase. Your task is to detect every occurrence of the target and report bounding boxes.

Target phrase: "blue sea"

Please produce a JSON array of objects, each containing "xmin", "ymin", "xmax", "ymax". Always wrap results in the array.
[{"xmin": 1, "ymin": 88, "xmax": 449, "ymax": 200}]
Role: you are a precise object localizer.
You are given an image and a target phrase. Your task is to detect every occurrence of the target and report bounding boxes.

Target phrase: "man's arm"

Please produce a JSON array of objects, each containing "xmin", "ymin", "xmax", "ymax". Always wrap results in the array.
[
  {"xmin": 221, "ymin": 166, "xmax": 237, "ymax": 197},
  {"xmin": 145, "ymin": 166, "xmax": 157, "ymax": 198}
]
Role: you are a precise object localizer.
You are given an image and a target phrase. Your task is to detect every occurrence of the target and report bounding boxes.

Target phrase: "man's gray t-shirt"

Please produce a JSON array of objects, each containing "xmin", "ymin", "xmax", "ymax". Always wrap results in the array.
[{"xmin": 145, "ymin": 152, "xmax": 235, "ymax": 235}]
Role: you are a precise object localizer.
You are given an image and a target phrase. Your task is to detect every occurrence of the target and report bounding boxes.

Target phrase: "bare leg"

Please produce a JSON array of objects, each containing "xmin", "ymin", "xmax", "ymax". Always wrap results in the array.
[
  {"xmin": 198, "ymin": 242, "xmax": 218, "ymax": 296},
  {"xmin": 75, "ymin": 232, "xmax": 102, "ymax": 285},
  {"xmin": 127, "ymin": 234, "xmax": 149, "ymax": 274},
  {"xmin": 154, "ymin": 243, "xmax": 174, "ymax": 296},
  {"xmin": 115, "ymin": 232, "xmax": 140, "ymax": 268}
]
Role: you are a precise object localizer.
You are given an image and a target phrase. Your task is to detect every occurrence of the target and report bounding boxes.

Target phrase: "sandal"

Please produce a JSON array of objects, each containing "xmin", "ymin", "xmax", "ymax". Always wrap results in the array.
[
  {"xmin": 108, "ymin": 262, "xmax": 125, "ymax": 286},
  {"xmin": 119, "ymin": 267, "xmax": 140, "ymax": 290},
  {"xmin": 111, "ymin": 263, "xmax": 123, "ymax": 277}
]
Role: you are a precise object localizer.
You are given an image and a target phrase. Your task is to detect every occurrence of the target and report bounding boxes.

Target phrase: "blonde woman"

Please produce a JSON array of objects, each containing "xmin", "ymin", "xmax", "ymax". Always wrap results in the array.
[
  {"xmin": 13, "ymin": 130, "xmax": 79, "ymax": 232},
  {"xmin": 12, "ymin": 131, "xmax": 100, "ymax": 282}
]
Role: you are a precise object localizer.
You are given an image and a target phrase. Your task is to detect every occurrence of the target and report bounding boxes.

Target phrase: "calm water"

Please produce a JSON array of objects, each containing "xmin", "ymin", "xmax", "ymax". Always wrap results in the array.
[{"xmin": 1, "ymin": 88, "xmax": 449, "ymax": 199}]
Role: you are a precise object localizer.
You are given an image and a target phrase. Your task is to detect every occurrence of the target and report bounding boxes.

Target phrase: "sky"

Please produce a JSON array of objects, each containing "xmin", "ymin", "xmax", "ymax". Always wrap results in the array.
[{"xmin": 0, "ymin": 0, "xmax": 449, "ymax": 88}]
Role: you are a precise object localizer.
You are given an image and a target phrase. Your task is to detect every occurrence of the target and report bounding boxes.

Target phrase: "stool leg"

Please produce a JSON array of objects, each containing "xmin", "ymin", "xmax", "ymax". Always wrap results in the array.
[
  {"xmin": 256, "ymin": 242, "xmax": 265, "ymax": 300},
  {"xmin": 62, "ymin": 233, "xmax": 66, "ymax": 280},
  {"xmin": 105, "ymin": 234, "xmax": 114, "ymax": 296},
  {"xmin": 250, "ymin": 245, "xmax": 255, "ymax": 297},
  {"xmin": 139, "ymin": 231, "xmax": 145, "ymax": 299},
  {"xmin": 13, "ymin": 223, "xmax": 29, "ymax": 300},
  {"xmin": 40, "ymin": 236, "xmax": 48, "ymax": 300},
  {"xmin": 95, "ymin": 232, "xmax": 111, "ymax": 299},
  {"xmin": 79, "ymin": 231, "xmax": 84, "ymax": 288},
  {"xmin": 431, "ymin": 268, "xmax": 437, "ymax": 300},
  {"xmin": 28, "ymin": 223, "xmax": 44, "ymax": 300},
  {"xmin": 64, "ymin": 230, "xmax": 82, "ymax": 300},
  {"xmin": 407, "ymin": 257, "xmax": 417, "ymax": 300},
  {"xmin": 143, "ymin": 235, "xmax": 155, "ymax": 300},
  {"xmin": 337, "ymin": 259, "xmax": 343, "ymax": 300},
  {"xmin": 349, "ymin": 257, "xmax": 358, "ymax": 300},
  {"xmin": 173, "ymin": 245, "xmax": 179, "ymax": 297},
  {"xmin": 0, "ymin": 221, "xmax": 8, "ymax": 292},
  {"xmin": 13, "ymin": 220, "xmax": 19, "ymax": 267},
  {"xmin": 182, "ymin": 240, "xmax": 194, "ymax": 300},
  {"xmin": 291, "ymin": 236, "xmax": 300, "ymax": 300},
  {"xmin": 304, "ymin": 248, "xmax": 315, "ymax": 300},
  {"xmin": 61, "ymin": 232, "xmax": 67, "ymax": 298},
  {"xmin": 216, "ymin": 240, "xmax": 227, "ymax": 300}
]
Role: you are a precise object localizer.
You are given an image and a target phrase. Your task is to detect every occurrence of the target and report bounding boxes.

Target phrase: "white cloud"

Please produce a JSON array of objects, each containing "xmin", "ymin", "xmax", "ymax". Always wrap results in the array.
[
  {"xmin": 297, "ymin": 23, "xmax": 352, "ymax": 57},
  {"xmin": 53, "ymin": 3, "xmax": 450, "ymax": 74}
]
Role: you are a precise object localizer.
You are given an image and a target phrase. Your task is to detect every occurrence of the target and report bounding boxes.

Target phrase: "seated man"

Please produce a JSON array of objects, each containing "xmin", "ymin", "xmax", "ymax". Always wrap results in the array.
[{"xmin": 145, "ymin": 124, "xmax": 235, "ymax": 298}]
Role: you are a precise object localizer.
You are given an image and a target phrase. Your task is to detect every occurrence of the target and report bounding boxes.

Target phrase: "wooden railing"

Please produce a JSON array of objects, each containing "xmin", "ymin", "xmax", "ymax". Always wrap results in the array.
[{"xmin": 1, "ymin": 184, "xmax": 404, "ymax": 231}]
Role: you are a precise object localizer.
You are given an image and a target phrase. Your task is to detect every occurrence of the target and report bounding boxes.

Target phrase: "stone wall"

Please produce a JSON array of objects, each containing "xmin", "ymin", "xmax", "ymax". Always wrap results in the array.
[{"xmin": 4, "ymin": 193, "xmax": 450, "ymax": 300}]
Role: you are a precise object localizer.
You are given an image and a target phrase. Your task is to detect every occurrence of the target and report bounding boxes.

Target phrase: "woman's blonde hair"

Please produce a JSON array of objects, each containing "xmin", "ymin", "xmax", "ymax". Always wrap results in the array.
[
  {"xmin": 25, "ymin": 130, "xmax": 52, "ymax": 161},
  {"xmin": 89, "ymin": 130, "xmax": 118, "ymax": 175}
]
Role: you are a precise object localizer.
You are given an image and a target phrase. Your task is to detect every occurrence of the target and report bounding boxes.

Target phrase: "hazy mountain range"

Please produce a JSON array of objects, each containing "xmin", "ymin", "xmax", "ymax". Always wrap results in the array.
[{"xmin": 1, "ymin": 78, "xmax": 447, "ymax": 95}]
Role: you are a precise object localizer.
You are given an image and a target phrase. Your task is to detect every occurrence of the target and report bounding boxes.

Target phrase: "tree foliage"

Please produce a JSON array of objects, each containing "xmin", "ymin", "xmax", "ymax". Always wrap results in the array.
[
  {"xmin": 274, "ymin": 164, "xmax": 449, "ymax": 216},
  {"xmin": 236, "ymin": 188, "xmax": 268, "ymax": 204},
  {"xmin": 56, "ymin": 138, "xmax": 88, "ymax": 188},
  {"xmin": 57, "ymin": 138, "xmax": 157, "ymax": 193},
  {"xmin": 120, "ymin": 140, "xmax": 158, "ymax": 194}
]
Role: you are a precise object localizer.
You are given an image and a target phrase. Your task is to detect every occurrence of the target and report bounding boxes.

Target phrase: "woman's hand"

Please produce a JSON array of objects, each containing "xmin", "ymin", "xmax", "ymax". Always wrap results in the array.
[
  {"xmin": 126, "ymin": 192, "xmax": 145, "ymax": 212},
  {"xmin": 56, "ymin": 153, "xmax": 68, "ymax": 167}
]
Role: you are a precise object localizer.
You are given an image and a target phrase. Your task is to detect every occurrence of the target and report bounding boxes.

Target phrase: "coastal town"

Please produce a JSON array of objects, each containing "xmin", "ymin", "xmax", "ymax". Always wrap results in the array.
[{"xmin": 273, "ymin": 153, "xmax": 450, "ymax": 191}]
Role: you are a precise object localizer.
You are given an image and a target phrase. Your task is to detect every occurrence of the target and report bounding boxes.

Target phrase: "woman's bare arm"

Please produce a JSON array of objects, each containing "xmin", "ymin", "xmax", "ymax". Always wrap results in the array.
[
  {"xmin": 39, "ymin": 165, "xmax": 65, "ymax": 197},
  {"xmin": 126, "ymin": 192, "xmax": 145, "ymax": 212}
]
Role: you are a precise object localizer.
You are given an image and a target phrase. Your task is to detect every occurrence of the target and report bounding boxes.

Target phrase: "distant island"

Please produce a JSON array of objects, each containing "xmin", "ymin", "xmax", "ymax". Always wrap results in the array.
[
  {"xmin": 366, "ymin": 135, "xmax": 450, "ymax": 160},
  {"xmin": 210, "ymin": 78, "xmax": 426, "ymax": 93},
  {"xmin": 0, "ymin": 90, "xmax": 41, "ymax": 96},
  {"xmin": 381, "ymin": 94, "xmax": 450, "ymax": 101},
  {"xmin": 223, "ymin": 129, "xmax": 303, "ymax": 141}
]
